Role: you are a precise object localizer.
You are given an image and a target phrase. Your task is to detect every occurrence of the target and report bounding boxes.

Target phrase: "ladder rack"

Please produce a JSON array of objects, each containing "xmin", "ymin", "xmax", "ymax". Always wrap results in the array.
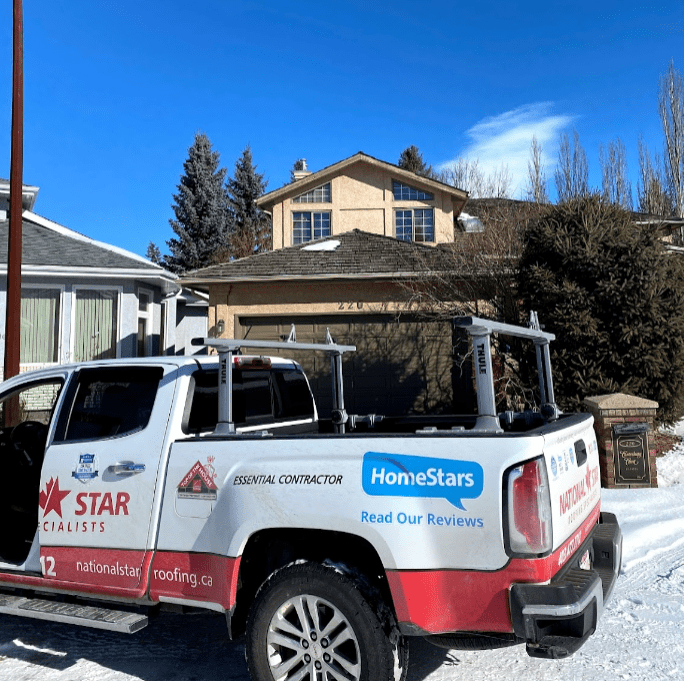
[
  {"xmin": 453, "ymin": 314, "xmax": 558, "ymax": 433},
  {"xmin": 191, "ymin": 331, "xmax": 356, "ymax": 434}
]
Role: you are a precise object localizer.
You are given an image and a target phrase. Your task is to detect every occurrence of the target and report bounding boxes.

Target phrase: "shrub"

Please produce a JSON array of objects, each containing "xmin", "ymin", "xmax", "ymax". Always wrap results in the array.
[{"xmin": 518, "ymin": 194, "xmax": 684, "ymax": 424}]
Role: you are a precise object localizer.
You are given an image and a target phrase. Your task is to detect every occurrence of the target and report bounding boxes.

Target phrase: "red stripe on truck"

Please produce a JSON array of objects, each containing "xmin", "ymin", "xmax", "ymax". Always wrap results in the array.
[
  {"xmin": 0, "ymin": 549, "xmax": 239, "ymax": 611},
  {"xmin": 387, "ymin": 502, "xmax": 601, "ymax": 633},
  {"xmin": 0, "ymin": 547, "xmax": 153, "ymax": 599},
  {"xmin": 149, "ymin": 552, "xmax": 240, "ymax": 610}
]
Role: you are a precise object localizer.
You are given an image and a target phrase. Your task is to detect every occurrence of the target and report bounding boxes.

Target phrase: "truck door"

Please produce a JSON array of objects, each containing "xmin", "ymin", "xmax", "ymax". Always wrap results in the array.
[
  {"xmin": 0, "ymin": 374, "xmax": 67, "ymax": 568},
  {"xmin": 38, "ymin": 365, "xmax": 174, "ymax": 595}
]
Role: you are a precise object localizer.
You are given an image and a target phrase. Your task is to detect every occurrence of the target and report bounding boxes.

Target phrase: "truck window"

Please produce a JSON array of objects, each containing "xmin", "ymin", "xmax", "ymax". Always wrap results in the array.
[
  {"xmin": 272, "ymin": 369, "xmax": 315, "ymax": 419},
  {"xmin": 0, "ymin": 379, "xmax": 63, "ymax": 430},
  {"xmin": 184, "ymin": 366, "xmax": 314, "ymax": 433},
  {"xmin": 57, "ymin": 367, "xmax": 163, "ymax": 442},
  {"xmin": 0, "ymin": 378, "xmax": 64, "ymax": 473}
]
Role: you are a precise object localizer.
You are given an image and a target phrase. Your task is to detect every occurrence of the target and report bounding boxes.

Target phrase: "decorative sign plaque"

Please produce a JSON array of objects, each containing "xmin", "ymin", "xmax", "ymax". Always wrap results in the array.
[{"xmin": 612, "ymin": 423, "xmax": 650, "ymax": 485}]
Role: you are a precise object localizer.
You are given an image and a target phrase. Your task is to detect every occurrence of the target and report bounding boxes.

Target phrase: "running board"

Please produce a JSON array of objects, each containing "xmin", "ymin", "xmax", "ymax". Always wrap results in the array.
[{"xmin": 0, "ymin": 593, "xmax": 148, "ymax": 633}]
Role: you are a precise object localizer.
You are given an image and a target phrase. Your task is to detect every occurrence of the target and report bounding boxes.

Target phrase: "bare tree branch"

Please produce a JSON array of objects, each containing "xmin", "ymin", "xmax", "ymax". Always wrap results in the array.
[
  {"xmin": 599, "ymin": 137, "xmax": 633, "ymax": 209},
  {"xmin": 554, "ymin": 129, "xmax": 589, "ymax": 201},
  {"xmin": 659, "ymin": 60, "xmax": 684, "ymax": 217},
  {"xmin": 637, "ymin": 135, "xmax": 674, "ymax": 216},
  {"xmin": 525, "ymin": 136, "xmax": 548, "ymax": 203},
  {"xmin": 438, "ymin": 158, "xmax": 512, "ymax": 198}
]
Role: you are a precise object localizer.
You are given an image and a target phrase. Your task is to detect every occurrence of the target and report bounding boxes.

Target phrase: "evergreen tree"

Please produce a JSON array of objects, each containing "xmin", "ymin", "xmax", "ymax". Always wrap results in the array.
[
  {"xmin": 398, "ymin": 146, "xmax": 434, "ymax": 177},
  {"xmin": 518, "ymin": 194, "xmax": 684, "ymax": 424},
  {"xmin": 145, "ymin": 241, "xmax": 162, "ymax": 265},
  {"xmin": 289, "ymin": 158, "xmax": 309, "ymax": 182},
  {"xmin": 226, "ymin": 145, "xmax": 271, "ymax": 258},
  {"xmin": 164, "ymin": 133, "xmax": 230, "ymax": 273}
]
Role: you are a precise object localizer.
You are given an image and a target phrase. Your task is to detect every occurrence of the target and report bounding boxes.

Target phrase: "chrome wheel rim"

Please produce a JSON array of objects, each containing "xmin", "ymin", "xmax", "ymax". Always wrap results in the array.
[{"xmin": 266, "ymin": 593, "xmax": 361, "ymax": 681}]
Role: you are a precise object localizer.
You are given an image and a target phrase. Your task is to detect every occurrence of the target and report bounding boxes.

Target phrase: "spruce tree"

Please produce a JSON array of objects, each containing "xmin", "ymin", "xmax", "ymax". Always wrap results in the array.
[
  {"xmin": 145, "ymin": 241, "xmax": 162, "ymax": 265},
  {"xmin": 518, "ymin": 193, "xmax": 684, "ymax": 423},
  {"xmin": 397, "ymin": 146, "xmax": 434, "ymax": 177},
  {"xmin": 164, "ymin": 133, "xmax": 230, "ymax": 273},
  {"xmin": 227, "ymin": 145, "xmax": 271, "ymax": 258}
]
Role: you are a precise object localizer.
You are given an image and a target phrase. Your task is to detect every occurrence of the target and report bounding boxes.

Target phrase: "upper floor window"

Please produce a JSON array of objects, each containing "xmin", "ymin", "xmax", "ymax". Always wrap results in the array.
[
  {"xmin": 395, "ymin": 208, "xmax": 434, "ymax": 242},
  {"xmin": 293, "ymin": 212, "xmax": 331, "ymax": 244},
  {"xmin": 392, "ymin": 180, "xmax": 433, "ymax": 202},
  {"xmin": 293, "ymin": 183, "xmax": 331, "ymax": 203}
]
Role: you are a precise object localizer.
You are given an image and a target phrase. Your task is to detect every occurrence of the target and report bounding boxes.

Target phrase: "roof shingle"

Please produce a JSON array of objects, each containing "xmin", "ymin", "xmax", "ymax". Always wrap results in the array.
[
  {"xmin": 0, "ymin": 218, "xmax": 161, "ymax": 270},
  {"xmin": 182, "ymin": 229, "xmax": 456, "ymax": 284}
]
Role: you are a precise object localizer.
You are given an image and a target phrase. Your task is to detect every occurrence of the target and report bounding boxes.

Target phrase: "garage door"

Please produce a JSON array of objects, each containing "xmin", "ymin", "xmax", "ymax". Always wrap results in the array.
[{"xmin": 237, "ymin": 314, "xmax": 456, "ymax": 418}]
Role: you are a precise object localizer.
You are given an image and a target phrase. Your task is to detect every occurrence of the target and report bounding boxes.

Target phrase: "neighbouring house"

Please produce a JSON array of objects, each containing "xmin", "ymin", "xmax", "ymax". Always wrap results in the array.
[
  {"xmin": 0, "ymin": 179, "xmax": 182, "ymax": 378},
  {"xmin": 174, "ymin": 288, "xmax": 209, "ymax": 356},
  {"xmin": 181, "ymin": 152, "xmax": 473, "ymax": 416}
]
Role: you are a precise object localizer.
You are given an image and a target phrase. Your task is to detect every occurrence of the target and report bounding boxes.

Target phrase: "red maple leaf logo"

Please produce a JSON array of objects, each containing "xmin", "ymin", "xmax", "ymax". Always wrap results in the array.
[
  {"xmin": 585, "ymin": 465, "xmax": 593, "ymax": 490},
  {"xmin": 39, "ymin": 477, "xmax": 71, "ymax": 518}
]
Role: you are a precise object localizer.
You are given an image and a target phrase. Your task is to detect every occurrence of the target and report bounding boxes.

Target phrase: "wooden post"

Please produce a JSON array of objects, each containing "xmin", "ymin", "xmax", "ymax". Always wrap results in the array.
[{"xmin": 4, "ymin": 0, "xmax": 24, "ymax": 382}]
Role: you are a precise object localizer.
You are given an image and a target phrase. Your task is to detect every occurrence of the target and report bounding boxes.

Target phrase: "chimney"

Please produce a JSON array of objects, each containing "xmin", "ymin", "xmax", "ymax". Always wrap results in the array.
[{"xmin": 292, "ymin": 158, "xmax": 312, "ymax": 181}]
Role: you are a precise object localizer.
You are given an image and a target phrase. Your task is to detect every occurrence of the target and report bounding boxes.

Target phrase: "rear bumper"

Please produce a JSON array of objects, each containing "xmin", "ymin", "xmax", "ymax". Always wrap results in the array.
[{"xmin": 509, "ymin": 512, "xmax": 622, "ymax": 659}]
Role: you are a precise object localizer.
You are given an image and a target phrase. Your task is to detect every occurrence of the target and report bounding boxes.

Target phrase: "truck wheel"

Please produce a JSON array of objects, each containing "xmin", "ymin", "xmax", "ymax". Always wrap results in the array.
[{"xmin": 246, "ymin": 561, "xmax": 408, "ymax": 681}]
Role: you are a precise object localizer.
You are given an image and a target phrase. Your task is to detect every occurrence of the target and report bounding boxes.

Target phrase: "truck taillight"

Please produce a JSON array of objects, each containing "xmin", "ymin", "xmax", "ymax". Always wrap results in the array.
[
  {"xmin": 505, "ymin": 457, "xmax": 552, "ymax": 556},
  {"xmin": 234, "ymin": 356, "xmax": 272, "ymax": 369}
]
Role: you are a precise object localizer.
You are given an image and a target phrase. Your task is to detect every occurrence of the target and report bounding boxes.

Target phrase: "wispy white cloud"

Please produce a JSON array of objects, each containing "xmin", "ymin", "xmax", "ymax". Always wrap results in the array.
[{"xmin": 440, "ymin": 103, "xmax": 575, "ymax": 197}]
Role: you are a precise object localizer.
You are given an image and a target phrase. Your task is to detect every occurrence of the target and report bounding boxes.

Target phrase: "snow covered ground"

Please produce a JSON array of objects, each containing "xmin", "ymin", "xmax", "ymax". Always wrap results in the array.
[{"xmin": 0, "ymin": 444, "xmax": 683, "ymax": 680}]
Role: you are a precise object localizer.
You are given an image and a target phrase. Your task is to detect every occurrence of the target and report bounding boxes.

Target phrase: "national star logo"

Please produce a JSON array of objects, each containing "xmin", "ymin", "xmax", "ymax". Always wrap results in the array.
[
  {"xmin": 585, "ymin": 465, "xmax": 598, "ymax": 491},
  {"xmin": 39, "ymin": 477, "xmax": 71, "ymax": 518}
]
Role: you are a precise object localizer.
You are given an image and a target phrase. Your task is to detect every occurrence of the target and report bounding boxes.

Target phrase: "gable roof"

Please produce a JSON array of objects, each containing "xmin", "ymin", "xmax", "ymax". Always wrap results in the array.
[
  {"xmin": 256, "ymin": 152, "xmax": 468, "ymax": 211},
  {"xmin": 181, "ymin": 229, "xmax": 458, "ymax": 287},
  {"xmin": 0, "ymin": 212, "xmax": 179, "ymax": 294}
]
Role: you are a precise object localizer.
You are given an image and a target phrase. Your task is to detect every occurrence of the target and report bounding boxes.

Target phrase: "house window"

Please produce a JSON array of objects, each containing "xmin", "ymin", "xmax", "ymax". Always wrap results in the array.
[
  {"xmin": 74, "ymin": 289, "xmax": 119, "ymax": 362},
  {"xmin": 395, "ymin": 208, "xmax": 434, "ymax": 242},
  {"xmin": 293, "ymin": 183, "xmax": 331, "ymax": 203},
  {"xmin": 293, "ymin": 212, "xmax": 331, "ymax": 244},
  {"xmin": 20, "ymin": 288, "xmax": 61, "ymax": 364},
  {"xmin": 392, "ymin": 180, "xmax": 433, "ymax": 201},
  {"xmin": 137, "ymin": 289, "xmax": 153, "ymax": 357}
]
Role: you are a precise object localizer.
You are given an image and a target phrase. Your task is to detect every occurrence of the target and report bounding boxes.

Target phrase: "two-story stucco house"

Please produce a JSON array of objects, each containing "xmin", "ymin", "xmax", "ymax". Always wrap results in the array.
[
  {"xmin": 266, "ymin": 153, "xmax": 466, "ymax": 249},
  {"xmin": 181, "ymin": 152, "xmax": 470, "ymax": 415}
]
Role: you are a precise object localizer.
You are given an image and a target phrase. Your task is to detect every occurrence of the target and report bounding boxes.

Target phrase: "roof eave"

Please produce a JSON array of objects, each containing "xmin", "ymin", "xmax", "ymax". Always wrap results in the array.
[
  {"xmin": 2, "ymin": 264, "xmax": 181, "ymax": 296},
  {"xmin": 180, "ymin": 270, "xmax": 476, "ymax": 287}
]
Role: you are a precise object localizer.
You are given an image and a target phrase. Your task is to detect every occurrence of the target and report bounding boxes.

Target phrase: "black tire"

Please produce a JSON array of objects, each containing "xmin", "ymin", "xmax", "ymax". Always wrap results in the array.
[{"xmin": 245, "ymin": 561, "xmax": 408, "ymax": 681}]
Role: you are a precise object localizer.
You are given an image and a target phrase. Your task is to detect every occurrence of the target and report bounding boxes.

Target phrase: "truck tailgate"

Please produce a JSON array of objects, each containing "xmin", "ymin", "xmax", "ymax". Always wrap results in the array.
[{"xmin": 543, "ymin": 414, "xmax": 601, "ymax": 551}]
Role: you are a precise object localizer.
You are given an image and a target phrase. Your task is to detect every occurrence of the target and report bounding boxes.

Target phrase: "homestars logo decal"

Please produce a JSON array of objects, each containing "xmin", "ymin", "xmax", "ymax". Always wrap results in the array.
[{"xmin": 362, "ymin": 452, "xmax": 484, "ymax": 511}]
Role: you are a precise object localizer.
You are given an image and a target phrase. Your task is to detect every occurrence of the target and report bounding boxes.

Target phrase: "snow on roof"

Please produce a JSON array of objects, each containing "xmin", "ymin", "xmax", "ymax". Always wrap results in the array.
[
  {"xmin": 301, "ymin": 239, "xmax": 341, "ymax": 251},
  {"xmin": 457, "ymin": 212, "xmax": 484, "ymax": 233}
]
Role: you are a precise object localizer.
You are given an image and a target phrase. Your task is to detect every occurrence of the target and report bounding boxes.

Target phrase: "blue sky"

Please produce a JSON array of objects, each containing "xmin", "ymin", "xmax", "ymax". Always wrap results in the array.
[{"xmin": 1, "ymin": 1, "xmax": 683, "ymax": 258}]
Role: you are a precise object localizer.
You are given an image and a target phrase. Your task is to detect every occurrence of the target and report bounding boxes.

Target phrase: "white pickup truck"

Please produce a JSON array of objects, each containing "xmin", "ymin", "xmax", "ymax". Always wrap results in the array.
[{"xmin": 0, "ymin": 316, "xmax": 621, "ymax": 681}]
